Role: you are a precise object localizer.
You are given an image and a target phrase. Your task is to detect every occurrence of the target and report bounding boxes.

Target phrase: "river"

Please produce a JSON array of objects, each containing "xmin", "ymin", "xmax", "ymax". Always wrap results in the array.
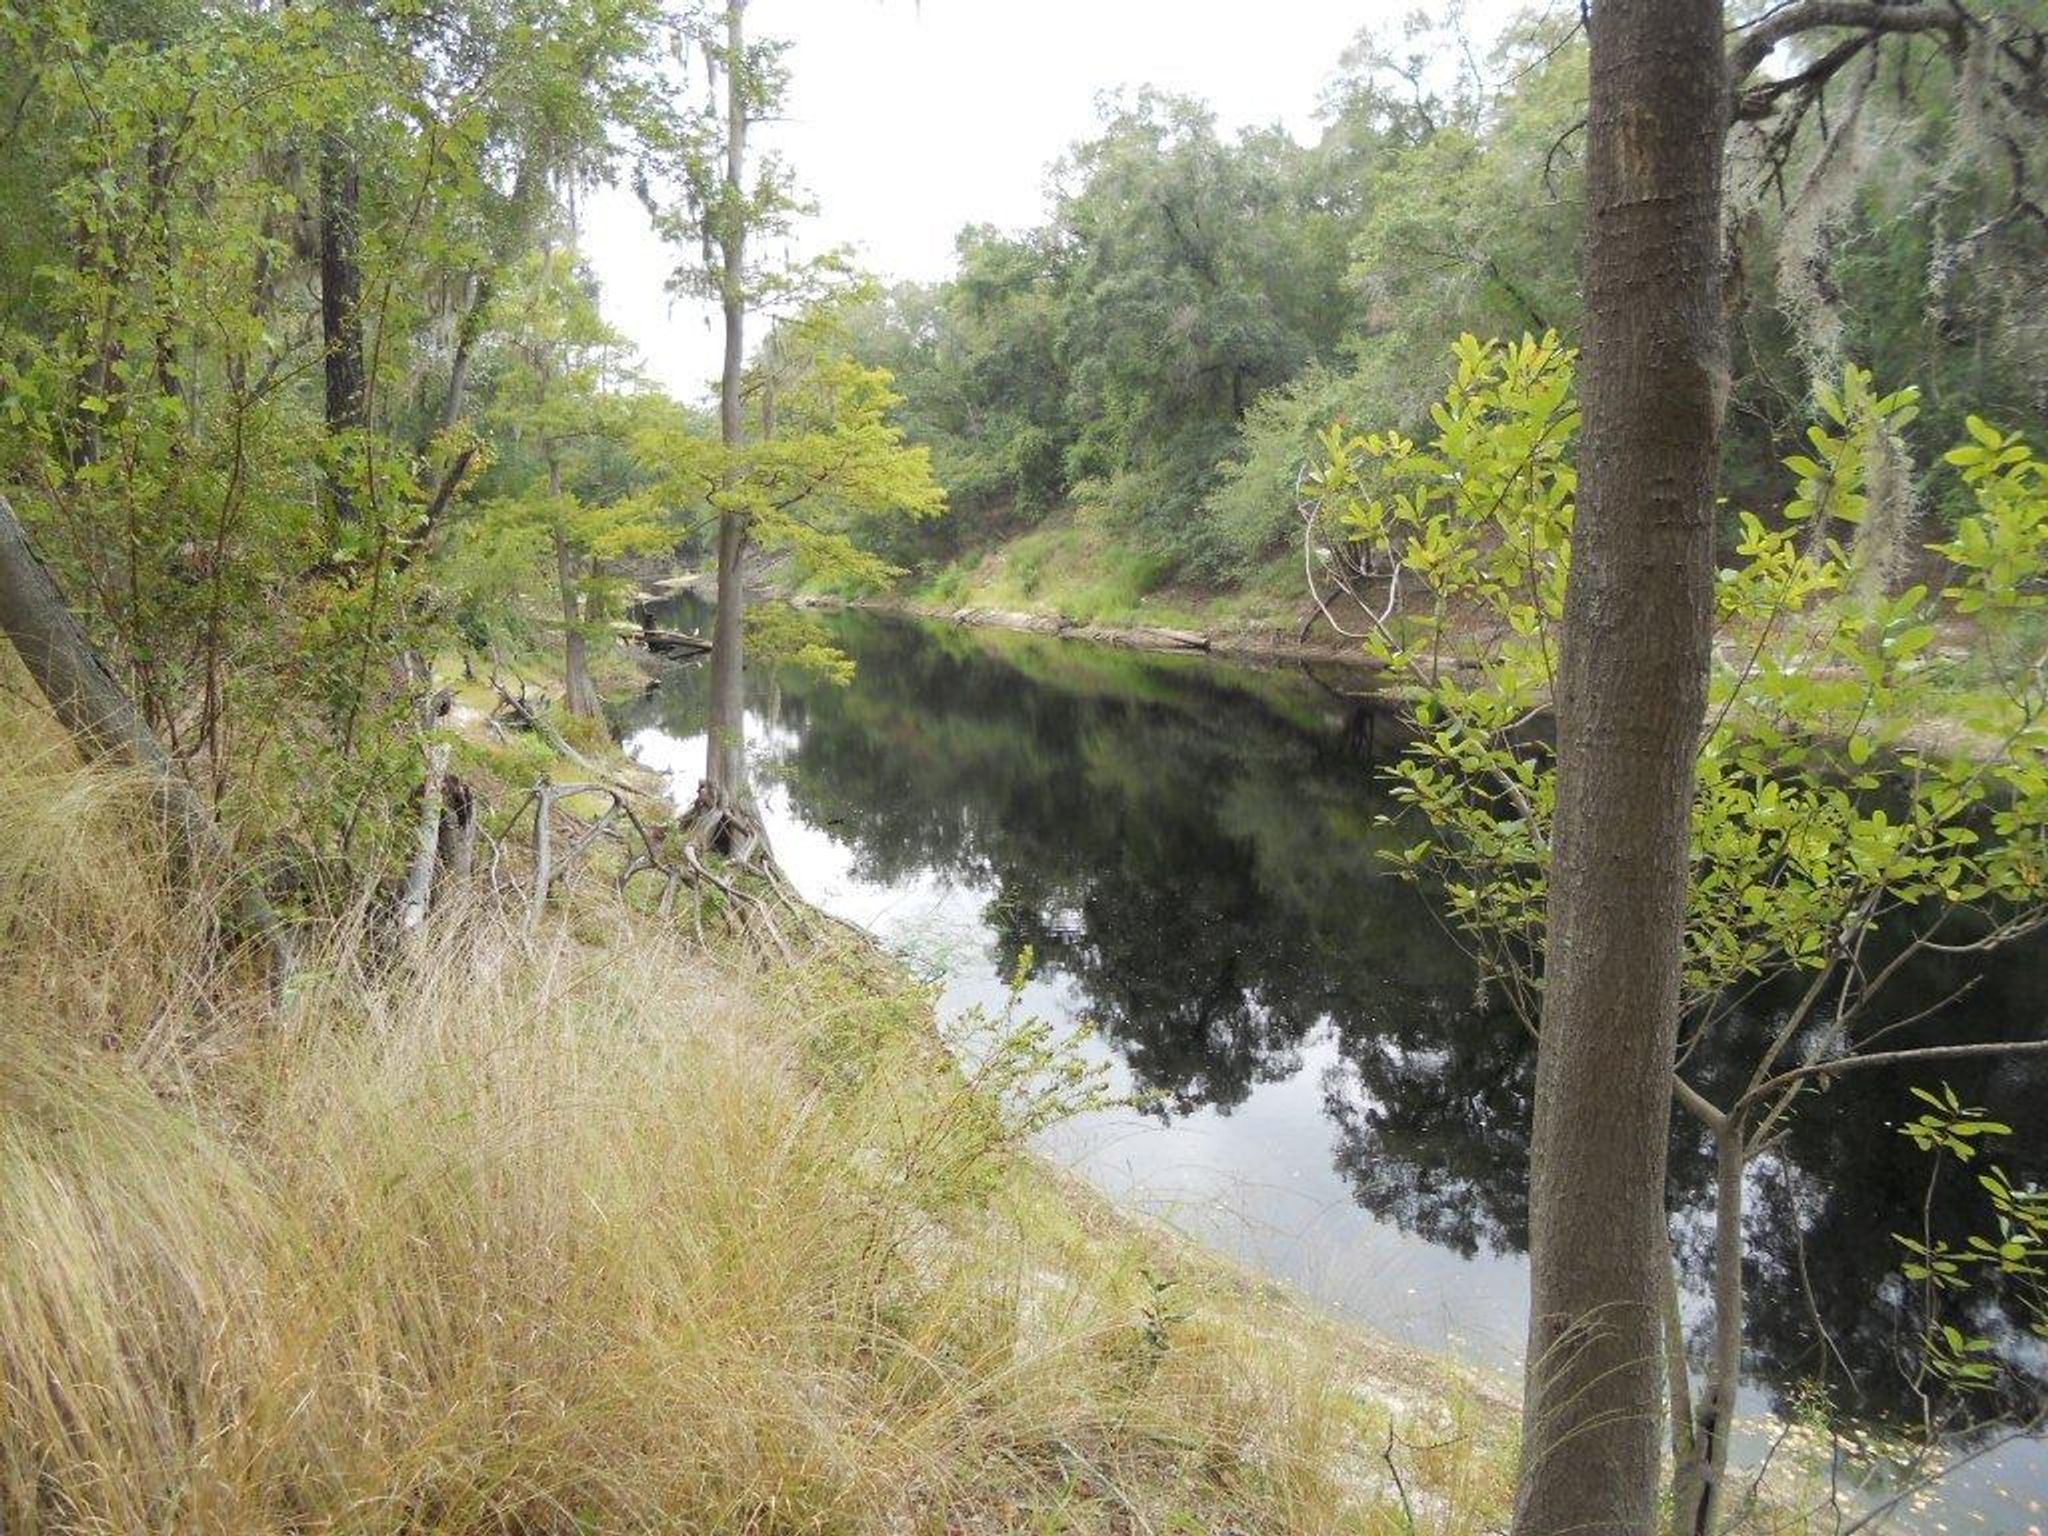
[{"xmin": 620, "ymin": 596, "xmax": 2048, "ymax": 1531}]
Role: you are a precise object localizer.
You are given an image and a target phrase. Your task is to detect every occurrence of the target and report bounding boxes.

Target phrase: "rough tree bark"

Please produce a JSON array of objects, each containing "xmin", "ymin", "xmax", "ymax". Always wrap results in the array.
[
  {"xmin": 0, "ymin": 494, "xmax": 284, "ymax": 969},
  {"xmin": 1510, "ymin": 3, "xmax": 1727, "ymax": 1533},
  {"xmin": 440, "ymin": 273, "xmax": 489, "ymax": 436},
  {"xmin": 318, "ymin": 129, "xmax": 367, "ymax": 524},
  {"xmin": 703, "ymin": 0, "xmax": 750, "ymax": 802}
]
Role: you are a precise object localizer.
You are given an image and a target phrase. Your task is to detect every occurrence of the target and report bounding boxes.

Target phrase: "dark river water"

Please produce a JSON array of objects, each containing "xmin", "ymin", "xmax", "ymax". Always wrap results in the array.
[{"xmin": 621, "ymin": 597, "xmax": 2048, "ymax": 1529}]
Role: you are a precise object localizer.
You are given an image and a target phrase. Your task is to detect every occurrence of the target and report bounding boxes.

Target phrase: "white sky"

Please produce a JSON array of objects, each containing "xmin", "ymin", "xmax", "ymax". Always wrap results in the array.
[{"xmin": 585, "ymin": 0, "xmax": 1509, "ymax": 402}]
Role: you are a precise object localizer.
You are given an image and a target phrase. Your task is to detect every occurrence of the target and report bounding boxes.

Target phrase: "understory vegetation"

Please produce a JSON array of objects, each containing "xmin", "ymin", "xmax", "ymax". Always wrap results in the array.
[{"xmin": 1307, "ymin": 332, "xmax": 2048, "ymax": 1522}]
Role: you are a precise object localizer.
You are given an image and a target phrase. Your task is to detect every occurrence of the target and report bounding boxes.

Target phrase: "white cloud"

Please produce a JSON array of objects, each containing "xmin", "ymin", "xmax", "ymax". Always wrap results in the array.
[{"xmin": 585, "ymin": 0, "xmax": 1513, "ymax": 401}]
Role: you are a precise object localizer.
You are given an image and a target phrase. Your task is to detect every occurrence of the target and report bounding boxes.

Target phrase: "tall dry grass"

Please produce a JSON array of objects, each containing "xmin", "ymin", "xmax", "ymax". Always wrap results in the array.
[{"xmin": 0, "ymin": 682, "xmax": 1509, "ymax": 1534}]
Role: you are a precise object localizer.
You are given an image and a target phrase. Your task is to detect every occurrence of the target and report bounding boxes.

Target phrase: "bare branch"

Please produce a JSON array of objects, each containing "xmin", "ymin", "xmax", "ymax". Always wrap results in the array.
[
  {"xmin": 1739, "ymin": 1036, "xmax": 2048, "ymax": 1114},
  {"xmin": 1729, "ymin": 1, "xmax": 1964, "ymax": 95}
]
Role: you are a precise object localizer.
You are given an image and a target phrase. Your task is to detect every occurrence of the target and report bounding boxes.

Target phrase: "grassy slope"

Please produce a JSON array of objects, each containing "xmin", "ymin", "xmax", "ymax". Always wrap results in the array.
[
  {"xmin": 0, "ymin": 678, "xmax": 1515, "ymax": 1535},
  {"xmin": 913, "ymin": 509, "xmax": 1316, "ymax": 639}
]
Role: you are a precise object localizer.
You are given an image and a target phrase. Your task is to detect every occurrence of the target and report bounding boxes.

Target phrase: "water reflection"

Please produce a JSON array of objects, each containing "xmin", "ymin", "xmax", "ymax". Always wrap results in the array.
[{"xmin": 619, "ymin": 600, "xmax": 2048, "ymax": 1511}]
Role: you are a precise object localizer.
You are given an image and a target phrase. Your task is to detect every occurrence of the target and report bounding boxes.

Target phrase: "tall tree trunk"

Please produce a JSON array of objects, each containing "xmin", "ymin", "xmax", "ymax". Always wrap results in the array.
[
  {"xmin": 704, "ymin": 0, "xmax": 750, "ymax": 802},
  {"xmin": 319, "ymin": 129, "xmax": 367, "ymax": 524},
  {"xmin": 0, "ymin": 494, "xmax": 284, "ymax": 969},
  {"xmin": 550, "ymin": 458, "xmax": 601, "ymax": 720},
  {"xmin": 440, "ymin": 273, "xmax": 489, "ymax": 436},
  {"xmin": 1510, "ymin": 3, "xmax": 1727, "ymax": 1533}
]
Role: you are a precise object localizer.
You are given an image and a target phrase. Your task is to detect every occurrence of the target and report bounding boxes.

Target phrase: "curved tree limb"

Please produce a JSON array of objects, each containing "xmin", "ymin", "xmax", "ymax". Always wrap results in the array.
[{"xmin": 1729, "ymin": 1, "xmax": 1964, "ymax": 93}]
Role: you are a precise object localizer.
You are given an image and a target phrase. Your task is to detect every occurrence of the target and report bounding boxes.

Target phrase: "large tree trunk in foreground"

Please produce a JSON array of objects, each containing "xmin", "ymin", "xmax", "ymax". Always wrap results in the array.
[
  {"xmin": 0, "ymin": 494, "xmax": 284, "ymax": 967},
  {"xmin": 1511, "ymin": 3, "xmax": 1726, "ymax": 1533},
  {"xmin": 703, "ymin": 0, "xmax": 750, "ymax": 803},
  {"xmin": 319, "ymin": 130, "xmax": 367, "ymax": 524}
]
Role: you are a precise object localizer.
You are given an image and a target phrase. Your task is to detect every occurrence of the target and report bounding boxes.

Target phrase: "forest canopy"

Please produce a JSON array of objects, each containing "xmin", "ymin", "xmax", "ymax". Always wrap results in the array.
[{"xmin": 841, "ymin": 8, "xmax": 2047, "ymax": 592}]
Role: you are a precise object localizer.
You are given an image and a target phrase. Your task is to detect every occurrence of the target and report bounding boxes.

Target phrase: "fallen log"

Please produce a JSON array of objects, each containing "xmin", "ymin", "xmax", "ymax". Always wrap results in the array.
[
  {"xmin": 1067, "ymin": 623, "xmax": 1210, "ymax": 652},
  {"xmin": 949, "ymin": 607, "xmax": 1065, "ymax": 635},
  {"xmin": 490, "ymin": 677, "xmax": 600, "ymax": 771},
  {"xmin": 609, "ymin": 619, "xmax": 712, "ymax": 656}
]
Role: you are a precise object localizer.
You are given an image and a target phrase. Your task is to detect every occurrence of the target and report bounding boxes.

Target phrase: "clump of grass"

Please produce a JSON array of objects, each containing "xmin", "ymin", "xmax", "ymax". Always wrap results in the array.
[
  {"xmin": 0, "ymin": 685, "xmax": 1512, "ymax": 1534},
  {"xmin": 0, "ymin": 681, "xmax": 235, "ymax": 1056},
  {"xmin": 923, "ymin": 562, "xmax": 974, "ymax": 607}
]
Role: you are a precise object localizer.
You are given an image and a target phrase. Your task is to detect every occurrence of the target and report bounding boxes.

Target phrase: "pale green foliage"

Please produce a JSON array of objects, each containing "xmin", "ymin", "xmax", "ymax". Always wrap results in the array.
[
  {"xmin": 1896, "ymin": 1087, "xmax": 2046, "ymax": 1389},
  {"xmin": 1306, "ymin": 335, "xmax": 2048, "ymax": 1037},
  {"xmin": 0, "ymin": 0, "xmax": 434, "ymax": 863},
  {"xmin": 742, "ymin": 603, "xmax": 855, "ymax": 686},
  {"xmin": 1311, "ymin": 336, "xmax": 2048, "ymax": 1467},
  {"xmin": 1938, "ymin": 415, "xmax": 2048, "ymax": 619},
  {"xmin": 455, "ymin": 251, "xmax": 674, "ymax": 646},
  {"xmin": 0, "ymin": 0, "xmax": 677, "ymax": 883},
  {"xmin": 636, "ymin": 2, "xmax": 840, "ymax": 323},
  {"xmin": 638, "ymin": 348, "xmax": 943, "ymax": 560},
  {"xmin": 945, "ymin": 946, "xmax": 1118, "ymax": 1152},
  {"xmin": 634, "ymin": 303, "xmax": 945, "ymax": 665},
  {"xmin": 1781, "ymin": 370, "xmax": 1920, "ymax": 532}
]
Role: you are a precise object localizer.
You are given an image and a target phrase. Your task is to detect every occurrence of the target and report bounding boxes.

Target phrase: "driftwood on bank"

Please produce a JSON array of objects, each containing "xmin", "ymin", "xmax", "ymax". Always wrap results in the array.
[
  {"xmin": 490, "ymin": 675, "xmax": 601, "ymax": 772},
  {"xmin": 609, "ymin": 618, "xmax": 712, "ymax": 657},
  {"xmin": 942, "ymin": 606, "xmax": 1209, "ymax": 652},
  {"xmin": 0, "ymin": 492, "xmax": 288, "ymax": 977},
  {"xmin": 421, "ymin": 649, "xmax": 805, "ymax": 965},
  {"xmin": 1067, "ymin": 622, "xmax": 1209, "ymax": 652}
]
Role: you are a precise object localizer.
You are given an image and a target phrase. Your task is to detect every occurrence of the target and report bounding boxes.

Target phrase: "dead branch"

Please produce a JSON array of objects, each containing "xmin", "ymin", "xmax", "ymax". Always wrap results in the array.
[{"xmin": 398, "ymin": 739, "xmax": 450, "ymax": 936}]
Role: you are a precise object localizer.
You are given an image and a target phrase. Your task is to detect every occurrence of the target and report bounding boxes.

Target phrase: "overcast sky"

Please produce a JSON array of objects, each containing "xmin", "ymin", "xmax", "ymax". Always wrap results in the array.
[{"xmin": 584, "ymin": 1, "xmax": 1503, "ymax": 402}]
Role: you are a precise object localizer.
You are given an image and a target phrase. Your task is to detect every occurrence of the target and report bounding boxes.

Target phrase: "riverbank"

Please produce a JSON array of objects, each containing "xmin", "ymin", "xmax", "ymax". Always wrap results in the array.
[
  {"xmin": 796, "ymin": 589, "xmax": 1387, "ymax": 669},
  {"xmin": 621, "ymin": 597, "xmax": 2048, "ymax": 1532},
  {"xmin": 643, "ymin": 509, "xmax": 1389, "ymax": 670},
  {"xmin": 0, "ymin": 659, "xmax": 1522, "ymax": 1534},
  {"xmin": 641, "ymin": 576, "xmax": 1388, "ymax": 670},
  {"xmin": 909, "ymin": 511, "xmax": 1327, "ymax": 651}
]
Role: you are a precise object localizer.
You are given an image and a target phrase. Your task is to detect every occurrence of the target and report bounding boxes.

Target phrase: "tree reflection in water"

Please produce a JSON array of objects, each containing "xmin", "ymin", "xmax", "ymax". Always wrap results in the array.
[{"xmin": 622, "ymin": 600, "xmax": 2048, "ymax": 1436}]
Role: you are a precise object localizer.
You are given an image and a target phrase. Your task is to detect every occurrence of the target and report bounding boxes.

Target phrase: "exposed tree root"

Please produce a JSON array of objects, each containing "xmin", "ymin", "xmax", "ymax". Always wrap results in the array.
[
  {"xmin": 407, "ymin": 769, "xmax": 827, "ymax": 969},
  {"xmin": 380, "ymin": 662, "xmax": 828, "ymax": 967}
]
